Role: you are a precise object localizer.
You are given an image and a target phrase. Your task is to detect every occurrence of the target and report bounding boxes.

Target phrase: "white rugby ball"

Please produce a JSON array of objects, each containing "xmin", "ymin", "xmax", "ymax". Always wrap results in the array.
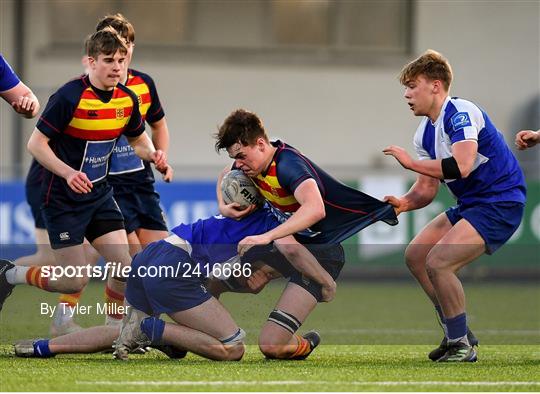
[{"xmin": 221, "ymin": 170, "xmax": 262, "ymax": 209}]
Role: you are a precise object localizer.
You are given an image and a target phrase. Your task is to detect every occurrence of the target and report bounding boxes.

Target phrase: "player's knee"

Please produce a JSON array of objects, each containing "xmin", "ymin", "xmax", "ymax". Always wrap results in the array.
[
  {"xmin": 258, "ymin": 331, "xmax": 287, "ymax": 359},
  {"xmin": 425, "ymin": 252, "xmax": 446, "ymax": 279},
  {"xmin": 404, "ymin": 244, "xmax": 426, "ymax": 273},
  {"xmin": 224, "ymin": 343, "xmax": 245, "ymax": 361},
  {"xmin": 258, "ymin": 341, "xmax": 282, "ymax": 359}
]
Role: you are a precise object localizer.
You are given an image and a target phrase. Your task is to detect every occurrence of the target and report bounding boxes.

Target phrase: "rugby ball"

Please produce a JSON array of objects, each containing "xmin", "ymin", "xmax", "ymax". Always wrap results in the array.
[{"xmin": 221, "ymin": 170, "xmax": 262, "ymax": 209}]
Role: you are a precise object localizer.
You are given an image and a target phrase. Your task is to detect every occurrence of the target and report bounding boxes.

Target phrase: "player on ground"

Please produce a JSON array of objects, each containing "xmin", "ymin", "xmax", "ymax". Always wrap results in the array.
[
  {"xmin": 0, "ymin": 28, "xmax": 168, "ymax": 313},
  {"xmin": 382, "ymin": 50, "xmax": 526, "ymax": 362},
  {"xmin": 214, "ymin": 109, "xmax": 398, "ymax": 360},
  {"xmin": 515, "ymin": 129, "xmax": 540, "ymax": 150},
  {"xmin": 0, "ymin": 53, "xmax": 40, "ymax": 118},
  {"xmin": 14, "ymin": 206, "xmax": 336, "ymax": 361}
]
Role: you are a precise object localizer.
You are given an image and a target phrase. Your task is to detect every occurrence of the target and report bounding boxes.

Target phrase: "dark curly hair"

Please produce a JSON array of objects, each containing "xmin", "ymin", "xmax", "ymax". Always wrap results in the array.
[{"xmin": 214, "ymin": 109, "xmax": 268, "ymax": 151}]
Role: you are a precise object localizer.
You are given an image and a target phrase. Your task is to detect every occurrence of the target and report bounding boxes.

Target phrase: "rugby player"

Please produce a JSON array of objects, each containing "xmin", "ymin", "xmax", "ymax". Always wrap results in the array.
[
  {"xmin": 382, "ymin": 50, "xmax": 526, "ymax": 362},
  {"xmin": 14, "ymin": 206, "xmax": 335, "ymax": 361},
  {"xmin": 0, "ymin": 28, "xmax": 168, "ymax": 313},
  {"xmin": 214, "ymin": 109, "xmax": 398, "ymax": 359},
  {"xmin": 15, "ymin": 14, "xmax": 173, "ymax": 335}
]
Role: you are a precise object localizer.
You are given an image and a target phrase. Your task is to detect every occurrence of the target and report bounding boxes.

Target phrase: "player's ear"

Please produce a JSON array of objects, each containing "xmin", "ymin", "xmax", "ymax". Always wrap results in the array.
[{"xmin": 432, "ymin": 79, "xmax": 442, "ymax": 94}]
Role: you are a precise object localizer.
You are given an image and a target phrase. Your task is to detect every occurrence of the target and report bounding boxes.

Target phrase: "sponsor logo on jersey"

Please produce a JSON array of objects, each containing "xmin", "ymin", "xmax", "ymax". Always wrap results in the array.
[
  {"xmin": 87, "ymin": 110, "xmax": 98, "ymax": 117},
  {"xmin": 451, "ymin": 112, "xmax": 472, "ymax": 130}
]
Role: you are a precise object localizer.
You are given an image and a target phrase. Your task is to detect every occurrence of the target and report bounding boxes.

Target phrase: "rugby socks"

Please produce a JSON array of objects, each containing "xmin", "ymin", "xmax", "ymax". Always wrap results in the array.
[
  {"xmin": 105, "ymin": 282, "xmax": 125, "ymax": 322},
  {"xmin": 5, "ymin": 266, "xmax": 30, "ymax": 285},
  {"xmin": 140, "ymin": 317, "xmax": 165, "ymax": 345},
  {"xmin": 435, "ymin": 305, "xmax": 448, "ymax": 337},
  {"xmin": 288, "ymin": 334, "xmax": 311, "ymax": 359},
  {"xmin": 33, "ymin": 339, "xmax": 55, "ymax": 358},
  {"xmin": 54, "ymin": 292, "xmax": 83, "ymax": 326},
  {"xmin": 12, "ymin": 266, "xmax": 50, "ymax": 290},
  {"xmin": 446, "ymin": 313, "xmax": 469, "ymax": 345}
]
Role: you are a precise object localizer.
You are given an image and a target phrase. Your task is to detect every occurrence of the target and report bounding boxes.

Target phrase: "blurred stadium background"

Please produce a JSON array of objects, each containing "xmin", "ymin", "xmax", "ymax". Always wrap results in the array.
[{"xmin": 0, "ymin": 0, "xmax": 538, "ymax": 281}]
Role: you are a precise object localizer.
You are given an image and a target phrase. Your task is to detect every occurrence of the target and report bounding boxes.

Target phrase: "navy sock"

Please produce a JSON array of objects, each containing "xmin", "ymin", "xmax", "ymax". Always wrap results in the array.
[
  {"xmin": 445, "ymin": 313, "xmax": 467, "ymax": 341},
  {"xmin": 33, "ymin": 339, "xmax": 55, "ymax": 358},
  {"xmin": 140, "ymin": 316, "xmax": 165, "ymax": 345}
]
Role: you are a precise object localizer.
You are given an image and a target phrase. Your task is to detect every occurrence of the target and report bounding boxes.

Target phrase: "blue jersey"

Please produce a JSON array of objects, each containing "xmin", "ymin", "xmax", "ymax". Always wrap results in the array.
[
  {"xmin": 0, "ymin": 54, "xmax": 20, "ymax": 91},
  {"xmin": 413, "ymin": 97, "xmax": 526, "ymax": 205},
  {"xmin": 171, "ymin": 207, "xmax": 280, "ymax": 272},
  {"xmin": 251, "ymin": 141, "xmax": 398, "ymax": 244}
]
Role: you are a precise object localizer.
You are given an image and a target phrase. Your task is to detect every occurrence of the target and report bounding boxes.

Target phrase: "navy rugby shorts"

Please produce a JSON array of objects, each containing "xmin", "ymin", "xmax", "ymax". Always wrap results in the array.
[{"xmin": 113, "ymin": 186, "xmax": 168, "ymax": 234}]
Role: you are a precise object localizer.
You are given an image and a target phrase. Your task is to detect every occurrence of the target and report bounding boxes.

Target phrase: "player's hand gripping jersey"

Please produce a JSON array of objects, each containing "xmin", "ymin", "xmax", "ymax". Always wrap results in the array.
[
  {"xmin": 36, "ymin": 75, "xmax": 144, "ymax": 205},
  {"xmin": 413, "ymin": 97, "xmax": 526, "ymax": 205},
  {"xmin": 251, "ymin": 141, "xmax": 398, "ymax": 244}
]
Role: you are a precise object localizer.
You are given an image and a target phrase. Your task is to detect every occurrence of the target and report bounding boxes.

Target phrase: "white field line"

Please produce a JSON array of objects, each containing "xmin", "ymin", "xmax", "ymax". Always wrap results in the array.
[{"xmin": 76, "ymin": 380, "xmax": 540, "ymax": 387}]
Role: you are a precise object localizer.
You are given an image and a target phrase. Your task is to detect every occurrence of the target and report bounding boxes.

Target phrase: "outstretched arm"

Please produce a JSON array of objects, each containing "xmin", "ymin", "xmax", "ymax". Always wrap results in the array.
[
  {"xmin": 237, "ymin": 178, "xmax": 325, "ymax": 255},
  {"xmin": 383, "ymin": 140, "xmax": 478, "ymax": 180},
  {"xmin": 384, "ymin": 174, "xmax": 439, "ymax": 215}
]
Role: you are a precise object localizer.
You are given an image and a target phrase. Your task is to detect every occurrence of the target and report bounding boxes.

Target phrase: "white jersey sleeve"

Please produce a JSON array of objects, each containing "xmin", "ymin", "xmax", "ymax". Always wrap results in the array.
[
  {"xmin": 413, "ymin": 118, "xmax": 431, "ymax": 160},
  {"xmin": 446, "ymin": 99, "xmax": 485, "ymax": 144}
]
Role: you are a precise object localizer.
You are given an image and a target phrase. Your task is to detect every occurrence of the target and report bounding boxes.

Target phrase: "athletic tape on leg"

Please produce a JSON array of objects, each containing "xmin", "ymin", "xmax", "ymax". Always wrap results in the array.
[{"xmin": 267, "ymin": 309, "xmax": 301, "ymax": 334}]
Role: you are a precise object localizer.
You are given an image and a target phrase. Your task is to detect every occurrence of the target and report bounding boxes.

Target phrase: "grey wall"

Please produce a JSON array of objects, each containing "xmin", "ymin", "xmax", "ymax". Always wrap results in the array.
[{"xmin": 1, "ymin": 0, "xmax": 538, "ymax": 180}]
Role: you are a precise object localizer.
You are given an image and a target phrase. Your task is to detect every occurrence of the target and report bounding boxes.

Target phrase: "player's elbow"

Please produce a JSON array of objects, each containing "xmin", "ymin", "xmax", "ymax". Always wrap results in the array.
[
  {"xmin": 312, "ymin": 203, "xmax": 326, "ymax": 222},
  {"xmin": 458, "ymin": 163, "xmax": 474, "ymax": 178}
]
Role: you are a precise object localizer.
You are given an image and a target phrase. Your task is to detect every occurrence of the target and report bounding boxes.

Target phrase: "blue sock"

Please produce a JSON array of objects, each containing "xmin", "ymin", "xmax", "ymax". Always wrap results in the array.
[
  {"xmin": 33, "ymin": 339, "xmax": 55, "ymax": 358},
  {"xmin": 445, "ymin": 313, "xmax": 467, "ymax": 341},
  {"xmin": 140, "ymin": 316, "xmax": 165, "ymax": 345}
]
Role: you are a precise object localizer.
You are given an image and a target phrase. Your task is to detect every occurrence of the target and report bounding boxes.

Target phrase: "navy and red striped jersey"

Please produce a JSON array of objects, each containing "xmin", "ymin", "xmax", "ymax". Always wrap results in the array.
[
  {"xmin": 36, "ymin": 74, "xmax": 144, "ymax": 204},
  {"xmin": 108, "ymin": 69, "xmax": 165, "ymax": 187},
  {"xmin": 252, "ymin": 140, "xmax": 398, "ymax": 244}
]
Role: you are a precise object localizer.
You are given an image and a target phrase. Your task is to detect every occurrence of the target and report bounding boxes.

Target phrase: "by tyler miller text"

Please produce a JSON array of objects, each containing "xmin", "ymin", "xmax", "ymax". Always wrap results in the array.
[{"xmin": 41, "ymin": 302, "xmax": 130, "ymax": 317}]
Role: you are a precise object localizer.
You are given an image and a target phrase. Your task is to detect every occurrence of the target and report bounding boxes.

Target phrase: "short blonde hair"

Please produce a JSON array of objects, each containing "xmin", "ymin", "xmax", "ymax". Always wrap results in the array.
[{"xmin": 399, "ymin": 49, "xmax": 453, "ymax": 91}]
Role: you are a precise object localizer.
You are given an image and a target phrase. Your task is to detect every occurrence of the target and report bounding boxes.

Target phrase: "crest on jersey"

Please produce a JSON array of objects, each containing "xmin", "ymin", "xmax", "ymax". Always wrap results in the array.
[
  {"xmin": 137, "ymin": 95, "xmax": 142, "ymax": 106},
  {"xmin": 451, "ymin": 112, "xmax": 471, "ymax": 130},
  {"xmin": 116, "ymin": 108, "xmax": 124, "ymax": 120}
]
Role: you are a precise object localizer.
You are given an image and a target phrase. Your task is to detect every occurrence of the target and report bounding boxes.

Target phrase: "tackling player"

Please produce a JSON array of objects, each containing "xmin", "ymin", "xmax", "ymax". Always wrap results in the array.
[
  {"xmin": 14, "ymin": 206, "xmax": 335, "ymax": 361},
  {"xmin": 382, "ymin": 49, "xmax": 526, "ymax": 362},
  {"xmin": 214, "ymin": 109, "xmax": 398, "ymax": 360}
]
